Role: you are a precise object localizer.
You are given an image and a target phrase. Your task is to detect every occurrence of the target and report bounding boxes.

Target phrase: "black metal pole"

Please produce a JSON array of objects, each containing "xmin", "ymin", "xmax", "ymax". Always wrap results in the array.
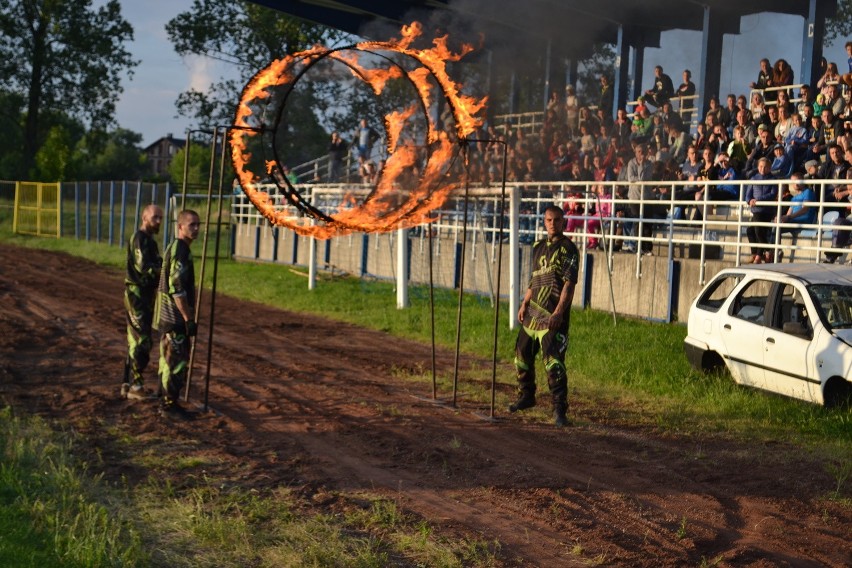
[
  {"xmin": 202, "ymin": 129, "xmax": 229, "ymax": 413},
  {"xmin": 185, "ymin": 126, "xmax": 220, "ymax": 402},
  {"xmin": 451, "ymin": 142, "xmax": 471, "ymax": 407},
  {"xmin": 428, "ymin": 218, "xmax": 437, "ymax": 400},
  {"xmin": 489, "ymin": 140, "xmax": 509, "ymax": 418}
]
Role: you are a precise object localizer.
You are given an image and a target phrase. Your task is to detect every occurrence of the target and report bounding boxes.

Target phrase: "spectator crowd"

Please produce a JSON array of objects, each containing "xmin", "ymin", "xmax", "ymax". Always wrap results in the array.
[{"xmin": 459, "ymin": 45, "xmax": 852, "ymax": 261}]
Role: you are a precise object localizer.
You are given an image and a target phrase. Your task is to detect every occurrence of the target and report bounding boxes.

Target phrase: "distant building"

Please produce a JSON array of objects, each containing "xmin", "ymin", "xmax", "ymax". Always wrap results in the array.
[{"xmin": 144, "ymin": 133, "xmax": 185, "ymax": 178}]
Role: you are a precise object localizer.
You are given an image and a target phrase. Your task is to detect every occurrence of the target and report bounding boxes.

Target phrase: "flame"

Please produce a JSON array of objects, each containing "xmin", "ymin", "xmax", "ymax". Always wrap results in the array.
[{"xmin": 229, "ymin": 22, "xmax": 487, "ymax": 240}]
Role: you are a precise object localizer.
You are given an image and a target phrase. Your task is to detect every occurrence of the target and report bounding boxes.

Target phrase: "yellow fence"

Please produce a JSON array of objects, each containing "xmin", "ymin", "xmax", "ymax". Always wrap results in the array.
[{"xmin": 13, "ymin": 181, "xmax": 60, "ymax": 237}]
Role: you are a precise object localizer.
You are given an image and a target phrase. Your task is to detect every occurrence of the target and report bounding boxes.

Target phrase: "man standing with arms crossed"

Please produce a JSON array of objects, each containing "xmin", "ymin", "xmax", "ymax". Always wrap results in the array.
[
  {"xmin": 509, "ymin": 206, "xmax": 579, "ymax": 427},
  {"xmin": 122, "ymin": 204, "xmax": 163, "ymax": 400},
  {"xmin": 155, "ymin": 210, "xmax": 201, "ymax": 418}
]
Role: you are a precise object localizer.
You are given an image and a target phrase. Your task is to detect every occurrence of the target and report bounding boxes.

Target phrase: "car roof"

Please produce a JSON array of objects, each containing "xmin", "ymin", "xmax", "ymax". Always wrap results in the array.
[{"xmin": 718, "ymin": 263, "xmax": 852, "ymax": 286}]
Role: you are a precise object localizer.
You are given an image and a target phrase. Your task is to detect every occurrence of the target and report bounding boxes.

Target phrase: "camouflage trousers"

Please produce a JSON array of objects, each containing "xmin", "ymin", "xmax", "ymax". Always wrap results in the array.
[
  {"xmin": 513, "ymin": 325, "xmax": 569, "ymax": 411},
  {"xmin": 125, "ymin": 286, "xmax": 155, "ymax": 388},
  {"xmin": 159, "ymin": 330, "xmax": 190, "ymax": 406}
]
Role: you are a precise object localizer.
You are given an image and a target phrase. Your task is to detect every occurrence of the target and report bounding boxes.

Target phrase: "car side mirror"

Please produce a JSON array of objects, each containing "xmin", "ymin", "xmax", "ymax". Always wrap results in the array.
[{"xmin": 783, "ymin": 321, "xmax": 811, "ymax": 339}]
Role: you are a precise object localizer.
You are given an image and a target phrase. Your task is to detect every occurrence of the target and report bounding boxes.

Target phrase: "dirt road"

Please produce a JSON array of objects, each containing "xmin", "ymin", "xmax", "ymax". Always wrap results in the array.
[{"xmin": 0, "ymin": 243, "xmax": 848, "ymax": 567}]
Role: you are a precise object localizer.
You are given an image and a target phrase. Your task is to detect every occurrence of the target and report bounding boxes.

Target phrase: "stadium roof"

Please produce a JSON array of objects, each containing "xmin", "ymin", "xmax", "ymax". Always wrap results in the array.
[{"xmin": 248, "ymin": 0, "xmax": 834, "ymax": 57}]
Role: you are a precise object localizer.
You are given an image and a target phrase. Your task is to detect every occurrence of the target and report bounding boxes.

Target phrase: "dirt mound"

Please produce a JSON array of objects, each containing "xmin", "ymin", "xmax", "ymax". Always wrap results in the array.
[{"xmin": 0, "ymin": 243, "xmax": 848, "ymax": 567}]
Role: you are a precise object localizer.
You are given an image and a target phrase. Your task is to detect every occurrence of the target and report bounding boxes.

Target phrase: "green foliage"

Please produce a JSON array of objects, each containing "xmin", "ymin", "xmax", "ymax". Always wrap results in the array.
[
  {"xmin": 0, "ymin": 0, "xmax": 137, "ymax": 176},
  {"xmin": 168, "ymin": 144, "xmax": 215, "ymax": 186},
  {"xmin": 166, "ymin": 0, "xmax": 348, "ymax": 128},
  {"xmin": 33, "ymin": 125, "xmax": 73, "ymax": 181},
  {"xmin": 74, "ymin": 129, "xmax": 146, "ymax": 181},
  {"xmin": 826, "ymin": 0, "xmax": 852, "ymax": 44}
]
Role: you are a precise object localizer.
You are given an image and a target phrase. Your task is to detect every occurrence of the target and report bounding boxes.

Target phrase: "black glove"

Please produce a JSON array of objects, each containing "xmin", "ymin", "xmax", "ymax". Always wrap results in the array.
[{"xmin": 185, "ymin": 319, "xmax": 198, "ymax": 337}]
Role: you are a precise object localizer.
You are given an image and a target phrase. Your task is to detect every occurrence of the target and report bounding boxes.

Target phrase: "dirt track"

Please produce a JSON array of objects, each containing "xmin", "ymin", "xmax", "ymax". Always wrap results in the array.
[{"xmin": 0, "ymin": 243, "xmax": 849, "ymax": 567}]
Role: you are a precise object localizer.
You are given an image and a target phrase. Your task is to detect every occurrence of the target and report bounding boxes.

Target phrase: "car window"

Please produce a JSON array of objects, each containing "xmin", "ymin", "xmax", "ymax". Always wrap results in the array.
[
  {"xmin": 774, "ymin": 283, "xmax": 812, "ymax": 334},
  {"xmin": 696, "ymin": 274, "xmax": 743, "ymax": 312},
  {"xmin": 809, "ymin": 284, "xmax": 852, "ymax": 329},
  {"xmin": 729, "ymin": 279, "xmax": 772, "ymax": 324}
]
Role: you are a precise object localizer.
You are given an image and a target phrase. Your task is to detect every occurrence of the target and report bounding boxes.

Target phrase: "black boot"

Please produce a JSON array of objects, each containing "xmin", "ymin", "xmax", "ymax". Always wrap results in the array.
[
  {"xmin": 553, "ymin": 407, "xmax": 570, "ymax": 427},
  {"xmin": 508, "ymin": 392, "xmax": 536, "ymax": 413}
]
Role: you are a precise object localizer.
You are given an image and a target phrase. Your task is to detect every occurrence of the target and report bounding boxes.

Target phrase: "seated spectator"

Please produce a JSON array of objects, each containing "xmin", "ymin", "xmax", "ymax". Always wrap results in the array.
[
  {"xmin": 613, "ymin": 108, "xmax": 632, "ymax": 147},
  {"xmin": 744, "ymin": 123, "xmax": 776, "ymax": 178},
  {"xmin": 818, "ymin": 61, "xmax": 841, "ymax": 98},
  {"xmin": 770, "ymin": 173, "xmax": 817, "ymax": 262},
  {"xmin": 578, "ymin": 123, "xmax": 596, "ymax": 158},
  {"xmin": 826, "ymin": 83, "xmax": 846, "ymax": 118},
  {"xmin": 735, "ymin": 108, "xmax": 757, "ymax": 147},
  {"xmin": 797, "ymin": 85, "xmax": 814, "ymax": 117},
  {"xmin": 694, "ymin": 123, "xmax": 709, "ymax": 150},
  {"xmin": 551, "ymin": 144, "xmax": 573, "ymax": 180},
  {"xmin": 775, "ymin": 105, "xmax": 794, "ymax": 142},
  {"xmin": 770, "ymin": 143, "xmax": 793, "ymax": 178},
  {"xmin": 705, "ymin": 96, "xmax": 730, "ymax": 130},
  {"xmin": 656, "ymin": 100, "xmax": 683, "ymax": 131},
  {"xmin": 694, "ymin": 149, "xmax": 739, "ymax": 206},
  {"xmin": 723, "ymin": 94, "xmax": 739, "ymax": 132},
  {"xmin": 813, "ymin": 93, "xmax": 829, "ymax": 117},
  {"xmin": 630, "ymin": 106, "xmax": 654, "ymax": 143},
  {"xmin": 644, "ymin": 65, "xmax": 674, "ymax": 108},
  {"xmin": 727, "ymin": 125, "xmax": 752, "ymax": 174},
  {"xmin": 784, "ymin": 112, "xmax": 810, "ymax": 168},
  {"xmin": 707, "ymin": 122, "xmax": 730, "ymax": 155},
  {"xmin": 776, "ymin": 89, "xmax": 794, "ymax": 116},
  {"xmin": 750, "ymin": 92, "xmax": 767, "ymax": 124},
  {"xmin": 745, "ymin": 157, "xmax": 780, "ymax": 263},
  {"xmin": 667, "ymin": 122, "xmax": 692, "ymax": 164},
  {"xmin": 825, "ymin": 169, "xmax": 852, "ymax": 263},
  {"xmin": 809, "ymin": 108, "xmax": 843, "ymax": 162},
  {"xmin": 763, "ymin": 105, "xmax": 779, "ymax": 134}
]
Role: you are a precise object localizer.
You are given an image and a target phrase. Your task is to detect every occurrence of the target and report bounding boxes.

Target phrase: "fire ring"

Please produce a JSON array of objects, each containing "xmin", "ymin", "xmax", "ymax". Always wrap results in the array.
[{"xmin": 229, "ymin": 22, "xmax": 487, "ymax": 239}]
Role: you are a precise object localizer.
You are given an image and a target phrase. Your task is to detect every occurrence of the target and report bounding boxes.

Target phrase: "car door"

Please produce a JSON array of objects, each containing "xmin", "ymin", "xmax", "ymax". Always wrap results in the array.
[
  {"xmin": 718, "ymin": 277, "xmax": 774, "ymax": 389},
  {"xmin": 762, "ymin": 282, "xmax": 817, "ymax": 401}
]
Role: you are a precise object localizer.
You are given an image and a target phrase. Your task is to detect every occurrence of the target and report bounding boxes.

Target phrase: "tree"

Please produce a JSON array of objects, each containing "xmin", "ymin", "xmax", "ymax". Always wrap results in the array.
[
  {"xmin": 74, "ymin": 129, "xmax": 146, "ymax": 181},
  {"xmin": 0, "ymin": 0, "xmax": 137, "ymax": 177},
  {"xmin": 826, "ymin": 0, "xmax": 852, "ymax": 44},
  {"xmin": 166, "ymin": 0, "xmax": 347, "ymax": 129}
]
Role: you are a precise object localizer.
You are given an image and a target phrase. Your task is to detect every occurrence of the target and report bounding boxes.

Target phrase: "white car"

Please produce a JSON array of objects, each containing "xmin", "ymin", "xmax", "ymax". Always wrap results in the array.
[{"xmin": 684, "ymin": 264, "xmax": 852, "ymax": 407}]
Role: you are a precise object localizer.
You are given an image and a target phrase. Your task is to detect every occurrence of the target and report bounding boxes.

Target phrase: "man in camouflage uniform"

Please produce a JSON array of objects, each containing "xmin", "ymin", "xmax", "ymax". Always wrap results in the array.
[
  {"xmin": 155, "ymin": 210, "xmax": 200, "ymax": 418},
  {"xmin": 122, "ymin": 204, "xmax": 163, "ymax": 400},
  {"xmin": 509, "ymin": 205, "xmax": 579, "ymax": 427}
]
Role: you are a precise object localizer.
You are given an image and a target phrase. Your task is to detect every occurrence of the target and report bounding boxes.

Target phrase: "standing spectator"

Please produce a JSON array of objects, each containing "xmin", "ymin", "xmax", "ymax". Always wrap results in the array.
[
  {"xmin": 327, "ymin": 131, "xmax": 347, "ymax": 182},
  {"xmin": 745, "ymin": 158, "xmax": 779, "ymax": 263},
  {"xmin": 771, "ymin": 173, "xmax": 817, "ymax": 262},
  {"xmin": 771, "ymin": 59, "xmax": 794, "ymax": 96},
  {"xmin": 627, "ymin": 143, "xmax": 656, "ymax": 254},
  {"xmin": 750, "ymin": 58, "xmax": 773, "ymax": 99},
  {"xmin": 826, "ymin": 170, "xmax": 852, "ymax": 263},
  {"xmin": 599, "ymin": 75, "xmax": 614, "ymax": 116},
  {"xmin": 565, "ymin": 85, "xmax": 580, "ymax": 134},
  {"xmin": 644, "ymin": 65, "xmax": 674, "ymax": 108},
  {"xmin": 675, "ymin": 69, "xmax": 696, "ymax": 113},
  {"xmin": 354, "ymin": 118, "xmax": 379, "ymax": 164},
  {"xmin": 155, "ymin": 210, "xmax": 201, "ymax": 419},
  {"xmin": 822, "ymin": 143, "xmax": 850, "ymax": 203},
  {"xmin": 723, "ymin": 94, "xmax": 739, "ymax": 133},
  {"xmin": 123, "ymin": 204, "xmax": 163, "ymax": 400},
  {"xmin": 509, "ymin": 206, "xmax": 579, "ymax": 427}
]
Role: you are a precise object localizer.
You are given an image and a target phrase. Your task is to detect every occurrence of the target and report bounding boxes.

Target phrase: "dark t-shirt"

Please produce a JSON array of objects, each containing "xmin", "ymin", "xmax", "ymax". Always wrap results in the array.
[
  {"xmin": 155, "ymin": 239, "xmax": 195, "ymax": 333},
  {"xmin": 523, "ymin": 235, "xmax": 579, "ymax": 331},
  {"xmin": 125, "ymin": 230, "xmax": 161, "ymax": 293}
]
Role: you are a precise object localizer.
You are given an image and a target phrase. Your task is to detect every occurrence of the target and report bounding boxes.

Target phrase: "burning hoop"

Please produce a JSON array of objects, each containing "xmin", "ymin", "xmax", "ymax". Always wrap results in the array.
[{"xmin": 229, "ymin": 22, "xmax": 487, "ymax": 240}]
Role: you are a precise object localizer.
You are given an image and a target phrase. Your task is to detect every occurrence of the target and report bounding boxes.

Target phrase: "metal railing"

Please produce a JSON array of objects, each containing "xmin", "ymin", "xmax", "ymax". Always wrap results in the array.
[{"xmin": 230, "ymin": 177, "xmax": 852, "ymax": 286}]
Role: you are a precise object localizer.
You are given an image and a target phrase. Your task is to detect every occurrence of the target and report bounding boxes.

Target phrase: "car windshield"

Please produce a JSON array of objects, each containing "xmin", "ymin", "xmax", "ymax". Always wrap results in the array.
[{"xmin": 808, "ymin": 284, "xmax": 852, "ymax": 329}]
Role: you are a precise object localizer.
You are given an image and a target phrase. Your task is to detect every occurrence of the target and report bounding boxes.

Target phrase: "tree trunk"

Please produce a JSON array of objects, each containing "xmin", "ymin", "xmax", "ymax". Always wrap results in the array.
[{"xmin": 22, "ymin": 14, "xmax": 47, "ymax": 178}]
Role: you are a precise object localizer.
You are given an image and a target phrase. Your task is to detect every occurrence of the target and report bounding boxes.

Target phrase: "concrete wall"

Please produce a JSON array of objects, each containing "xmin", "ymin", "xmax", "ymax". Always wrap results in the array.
[{"xmin": 232, "ymin": 222, "xmax": 742, "ymax": 324}]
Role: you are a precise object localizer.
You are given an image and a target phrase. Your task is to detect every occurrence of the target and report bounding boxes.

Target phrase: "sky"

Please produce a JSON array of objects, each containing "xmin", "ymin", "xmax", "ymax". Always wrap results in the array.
[{"xmin": 109, "ymin": 2, "xmax": 850, "ymax": 148}]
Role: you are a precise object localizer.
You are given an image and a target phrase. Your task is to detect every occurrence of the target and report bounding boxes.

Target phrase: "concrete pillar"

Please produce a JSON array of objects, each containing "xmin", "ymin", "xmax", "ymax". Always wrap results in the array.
[
  {"xmin": 800, "ymin": 0, "xmax": 836, "ymax": 89},
  {"xmin": 509, "ymin": 186, "xmax": 521, "ymax": 331},
  {"xmin": 631, "ymin": 45, "xmax": 645, "ymax": 102},
  {"xmin": 696, "ymin": 5, "xmax": 725, "ymax": 123},
  {"xmin": 396, "ymin": 227, "xmax": 409, "ymax": 308},
  {"xmin": 614, "ymin": 25, "xmax": 630, "ymax": 113}
]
